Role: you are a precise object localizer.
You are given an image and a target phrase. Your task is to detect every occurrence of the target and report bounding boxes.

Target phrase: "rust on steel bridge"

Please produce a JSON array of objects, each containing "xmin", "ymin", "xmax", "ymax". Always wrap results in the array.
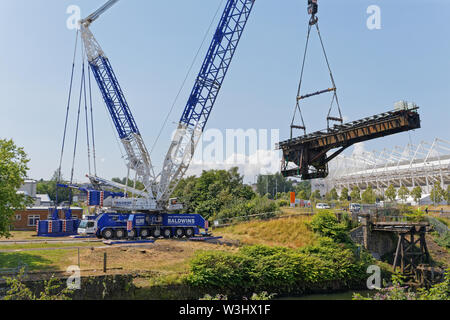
[{"xmin": 278, "ymin": 107, "xmax": 421, "ymax": 180}]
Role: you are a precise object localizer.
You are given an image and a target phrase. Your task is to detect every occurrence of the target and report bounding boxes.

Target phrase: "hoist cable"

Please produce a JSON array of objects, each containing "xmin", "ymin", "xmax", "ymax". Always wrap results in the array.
[
  {"xmin": 69, "ymin": 46, "xmax": 86, "ymax": 204},
  {"xmin": 314, "ymin": 23, "xmax": 343, "ymax": 126},
  {"xmin": 290, "ymin": 16, "xmax": 344, "ymax": 136},
  {"xmin": 88, "ymin": 65, "xmax": 98, "ymax": 176},
  {"xmin": 291, "ymin": 24, "xmax": 312, "ymax": 138},
  {"xmin": 82, "ymin": 53, "xmax": 92, "ymax": 176},
  {"xmin": 149, "ymin": 0, "xmax": 226, "ymax": 156},
  {"xmin": 56, "ymin": 30, "xmax": 79, "ymax": 205}
]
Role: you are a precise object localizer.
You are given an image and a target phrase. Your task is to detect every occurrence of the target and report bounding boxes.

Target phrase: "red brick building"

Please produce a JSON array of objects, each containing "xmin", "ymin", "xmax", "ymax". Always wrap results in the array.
[{"xmin": 12, "ymin": 207, "xmax": 83, "ymax": 231}]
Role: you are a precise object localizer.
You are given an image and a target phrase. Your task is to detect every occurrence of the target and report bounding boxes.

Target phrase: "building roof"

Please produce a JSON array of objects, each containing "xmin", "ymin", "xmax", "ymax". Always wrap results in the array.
[{"xmin": 36, "ymin": 194, "xmax": 51, "ymax": 202}]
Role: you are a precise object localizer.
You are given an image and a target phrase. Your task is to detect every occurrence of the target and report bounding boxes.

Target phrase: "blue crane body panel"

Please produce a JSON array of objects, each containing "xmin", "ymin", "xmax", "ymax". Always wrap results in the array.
[{"xmin": 91, "ymin": 212, "xmax": 208, "ymax": 240}]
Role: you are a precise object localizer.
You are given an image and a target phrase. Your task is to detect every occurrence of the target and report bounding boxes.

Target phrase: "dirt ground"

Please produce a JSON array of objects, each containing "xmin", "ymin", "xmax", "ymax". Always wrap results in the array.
[{"xmin": 426, "ymin": 235, "xmax": 450, "ymax": 269}]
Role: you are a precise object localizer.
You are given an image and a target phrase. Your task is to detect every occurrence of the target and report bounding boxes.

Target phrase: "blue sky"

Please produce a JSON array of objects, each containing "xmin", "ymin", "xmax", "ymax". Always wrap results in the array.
[{"xmin": 0, "ymin": 0, "xmax": 449, "ymax": 183}]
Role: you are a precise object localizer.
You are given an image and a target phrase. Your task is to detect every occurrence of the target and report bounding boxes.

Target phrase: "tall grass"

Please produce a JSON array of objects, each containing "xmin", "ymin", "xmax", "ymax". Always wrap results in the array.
[{"xmin": 214, "ymin": 216, "xmax": 317, "ymax": 248}]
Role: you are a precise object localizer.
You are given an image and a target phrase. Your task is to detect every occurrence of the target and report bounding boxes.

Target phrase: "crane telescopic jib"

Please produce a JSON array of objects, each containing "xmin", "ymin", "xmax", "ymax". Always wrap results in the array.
[{"xmin": 77, "ymin": 0, "xmax": 256, "ymax": 212}]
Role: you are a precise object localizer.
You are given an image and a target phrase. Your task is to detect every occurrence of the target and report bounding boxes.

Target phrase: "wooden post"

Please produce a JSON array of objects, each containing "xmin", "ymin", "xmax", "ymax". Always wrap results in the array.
[
  {"xmin": 103, "ymin": 252, "xmax": 107, "ymax": 273},
  {"xmin": 78, "ymin": 248, "xmax": 80, "ymax": 268}
]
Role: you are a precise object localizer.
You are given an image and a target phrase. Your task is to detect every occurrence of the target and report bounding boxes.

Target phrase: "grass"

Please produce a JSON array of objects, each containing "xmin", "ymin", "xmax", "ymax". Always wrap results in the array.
[
  {"xmin": 0, "ymin": 249, "xmax": 80, "ymax": 272},
  {"xmin": 0, "ymin": 242, "xmax": 103, "ymax": 251},
  {"xmin": 214, "ymin": 215, "xmax": 317, "ymax": 249},
  {"xmin": 0, "ymin": 231, "xmax": 52, "ymax": 241}
]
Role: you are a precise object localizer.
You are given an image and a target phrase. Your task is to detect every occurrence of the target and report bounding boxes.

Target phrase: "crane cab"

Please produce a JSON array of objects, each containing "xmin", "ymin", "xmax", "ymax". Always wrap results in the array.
[{"xmin": 168, "ymin": 198, "xmax": 184, "ymax": 211}]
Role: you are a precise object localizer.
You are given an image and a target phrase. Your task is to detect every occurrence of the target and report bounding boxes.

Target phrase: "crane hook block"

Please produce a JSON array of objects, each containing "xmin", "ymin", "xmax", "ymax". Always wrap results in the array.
[
  {"xmin": 308, "ymin": 0, "xmax": 318, "ymax": 25},
  {"xmin": 308, "ymin": 0, "xmax": 318, "ymax": 16}
]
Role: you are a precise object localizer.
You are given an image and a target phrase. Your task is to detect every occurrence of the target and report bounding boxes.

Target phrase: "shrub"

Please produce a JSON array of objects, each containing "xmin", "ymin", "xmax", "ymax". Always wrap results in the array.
[{"xmin": 308, "ymin": 211, "xmax": 351, "ymax": 243}]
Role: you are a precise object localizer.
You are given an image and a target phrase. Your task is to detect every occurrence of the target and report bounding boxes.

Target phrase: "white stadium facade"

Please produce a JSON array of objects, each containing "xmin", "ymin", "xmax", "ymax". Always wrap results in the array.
[{"xmin": 313, "ymin": 138, "xmax": 450, "ymax": 204}]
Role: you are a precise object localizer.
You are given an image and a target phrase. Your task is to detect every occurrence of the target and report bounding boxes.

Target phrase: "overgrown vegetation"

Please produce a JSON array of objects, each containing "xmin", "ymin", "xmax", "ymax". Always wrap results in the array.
[
  {"xmin": 353, "ymin": 270, "xmax": 450, "ymax": 300},
  {"xmin": 172, "ymin": 168, "xmax": 276, "ymax": 220},
  {"xmin": 0, "ymin": 139, "xmax": 31, "ymax": 238},
  {"xmin": 1, "ymin": 269, "xmax": 71, "ymax": 300},
  {"xmin": 185, "ymin": 212, "xmax": 374, "ymax": 297}
]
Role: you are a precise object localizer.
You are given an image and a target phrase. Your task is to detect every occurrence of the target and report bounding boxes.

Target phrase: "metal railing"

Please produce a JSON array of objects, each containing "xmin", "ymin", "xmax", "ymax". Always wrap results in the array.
[
  {"xmin": 0, "ymin": 263, "xmax": 28, "ymax": 278},
  {"xmin": 212, "ymin": 208, "xmax": 315, "ymax": 228}
]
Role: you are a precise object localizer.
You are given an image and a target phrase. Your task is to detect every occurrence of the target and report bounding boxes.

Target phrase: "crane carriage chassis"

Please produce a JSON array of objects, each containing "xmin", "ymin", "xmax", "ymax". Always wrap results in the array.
[{"xmin": 78, "ymin": 212, "xmax": 209, "ymax": 240}]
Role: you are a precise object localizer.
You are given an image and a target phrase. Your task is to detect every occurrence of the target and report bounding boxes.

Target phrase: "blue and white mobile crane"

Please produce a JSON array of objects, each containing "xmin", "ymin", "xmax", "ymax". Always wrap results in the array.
[{"xmin": 74, "ymin": 0, "xmax": 256, "ymax": 239}]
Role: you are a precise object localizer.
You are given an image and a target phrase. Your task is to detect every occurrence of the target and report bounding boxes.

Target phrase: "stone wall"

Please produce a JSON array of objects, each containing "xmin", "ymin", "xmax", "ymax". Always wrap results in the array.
[{"xmin": 0, "ymin": 274, "xmax": 136, "ymax": 300}]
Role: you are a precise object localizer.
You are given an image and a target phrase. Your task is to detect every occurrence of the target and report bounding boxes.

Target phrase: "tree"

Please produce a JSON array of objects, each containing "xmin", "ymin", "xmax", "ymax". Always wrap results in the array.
[
  {"xmin": 430, "ymin": 181, "xmax": 445, "ymax": 206},
  {"xmin": 361, "ymin": 186, "xmax": 376, "ymax": 204},
  {"xmin": 256, "ymin": 173, "xmax": 295, "ymax": 199},
  {"xmin": 397, "ymin": 186, "xmax": 409, "ymax": 203},
  {"xmin": 340, "ymin": 187, "xmax": 349, "ymax": 202},
  {"xmin": 411, "ymin": 186, "xmax": 422, "ymax": 205},
  {"xmin": 350, "ymin": 186, "xmax": 361, "ymax": 202},
  {"xmin": 0, "ymin": 139, "xmax": 31, "ymax": 238},
  {"xmin": 310, "ymin": 190, "xmax": 322, "ymax": 201},
  {"xmin": 326, "ymin": 188, "xmax": 339, "ymax": 201},
  {"xmin": 36, "ymin": 170, "xmax": 71, "ymax": 205},
  {"xmin": 295, "ymin": 181, "xmax": 311, "ymax": 200},
  {"xmin": 385, "ymin": 184, "xmax": 397, "ymax": 202},
  {"xmin": 446, "ymin": 185, "xmax": 450, "ymax": 205},
  {"xmin": 172, "ymin": 167, "xmax": 255, "ymax": 219}
]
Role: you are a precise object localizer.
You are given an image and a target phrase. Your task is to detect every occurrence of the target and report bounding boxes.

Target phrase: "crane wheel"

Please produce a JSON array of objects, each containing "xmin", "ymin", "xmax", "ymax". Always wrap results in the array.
[
  {"xmin": 152, "ymin": 229, "xmax": 161, "ymax": 238},
  {"xmin": 115, "ymin": 229, "xmax": 126, "ymax": 239},
  {"xmin": 140, "ymin": 229, "xmax": 150, "ymax": 239},
  {"xmin": 128, "ymin": 229, "xmax": 137, "ymax": 239},
  {"xmin": 163, "ymin": 229, "xmax": 172, "ymax": 238},
  {"xmin": 185, "ymin": 228, "xmax": 194, "ymax": 238},
  {"xmin": 175, "ymin": 228, "xmax": 185, "ymax": 238},
  {"xmin": 102, "ymin": 229, "xmax": 114, "ymax": 240}
]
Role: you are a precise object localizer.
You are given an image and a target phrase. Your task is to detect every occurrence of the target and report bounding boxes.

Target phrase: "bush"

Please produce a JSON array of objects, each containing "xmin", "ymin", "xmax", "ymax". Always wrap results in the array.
[
  {"xmin": 307, "ymin": 211, "xmax": 351, "ymax": 243},
  {"xmin": 215, "ymin": 195, "xmax": 278, "ymax": 221},
  {"xmin": 186, "ymin": 242, "xmax": 374, "ymax": 296}
]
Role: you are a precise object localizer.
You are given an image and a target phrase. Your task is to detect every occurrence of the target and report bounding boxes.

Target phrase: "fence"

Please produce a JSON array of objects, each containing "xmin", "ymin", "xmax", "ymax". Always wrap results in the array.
[
  {"xmin": 427, "ymin": 216, "xmax": 450, "ymax": 237},
  {"xmin": 0, "ymin": 263, "xmax": 28, "ymax": 278},
  {"xmin": 212, "ymin": 208, "xmax": 315, "ymax": 228}
]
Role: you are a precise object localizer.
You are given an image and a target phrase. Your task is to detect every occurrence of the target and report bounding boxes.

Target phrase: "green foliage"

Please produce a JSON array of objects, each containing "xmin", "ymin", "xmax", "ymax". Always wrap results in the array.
[
  {"xmin": 0, "ymin": 139, "xmax": 31, "ymax": 238},
  {"xmin": 411, "ymin": 186, "xmax": 423, "ymax": 204},
  {"xmin": 310, "ymin": 190, "xmax": 322, "ymax": 201},
  {"xmin": 172, "ymin": 167, "xmax": 255, "ymax": 219},
  {"xmin": 446, "ymin": 185, "xmax": 450, "ymax": 205},
  {"xmin": 256, "ymin": 173, "xmax": 295, "ymax": 199},
  {"xmin": 295, "ymin": 181, "xmax": 311, "ymax": 200},
  {"xmin": 200, "ymin": 292, "xmax": 275, "ymax": 301},
  {"xmin": 277, "ymin": 199, "xmax": 289, "ymax": 207},
  {"xmin": 350, "ymin": 187, "xmax": 361, "ymax": 202},
  {"xmin": 435, "ymin": 232, "xmax": 450, "ymax": 249},
  {"xmin": 186, "ymin": 242, "xmax": 374, "ymax": 295},
  {"xmin": 326, "ymin": 188, "xmax": 339, "ymax": 201},
  {"xmin": 361, "ymin": 186, "xmax": 376, "ymax": 204},
  {"xmin": 307, "ymin": 211, "xmax": 351, "ymax": 243},
  {"xmin": 354, "ymin": 270, "xmax": 450, "ymax": 300},
  {"xmin": 397, "ymin": 186, "xmax": 409, "ymax": 203},
  {"xmin": 215, "ymin": 195, "xmax": 278, "ymax": 221},
  {"xmin": 340, "ymin": 187, "xmax": 349, "ymax": 201},
  {"xmin": 430, "ymin": 181, "xmax": 445, "ymax": 205},
  {"xmin": 385, "ymin": 184, "xmax": 397, "ymax": 202},
  {"xmin": 36, "ymin": 170, "xmax": 72, "ymax": 205},
  {"xmin": 2, "ymin": 268, "xmax": 71, "ymax": 300}
]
